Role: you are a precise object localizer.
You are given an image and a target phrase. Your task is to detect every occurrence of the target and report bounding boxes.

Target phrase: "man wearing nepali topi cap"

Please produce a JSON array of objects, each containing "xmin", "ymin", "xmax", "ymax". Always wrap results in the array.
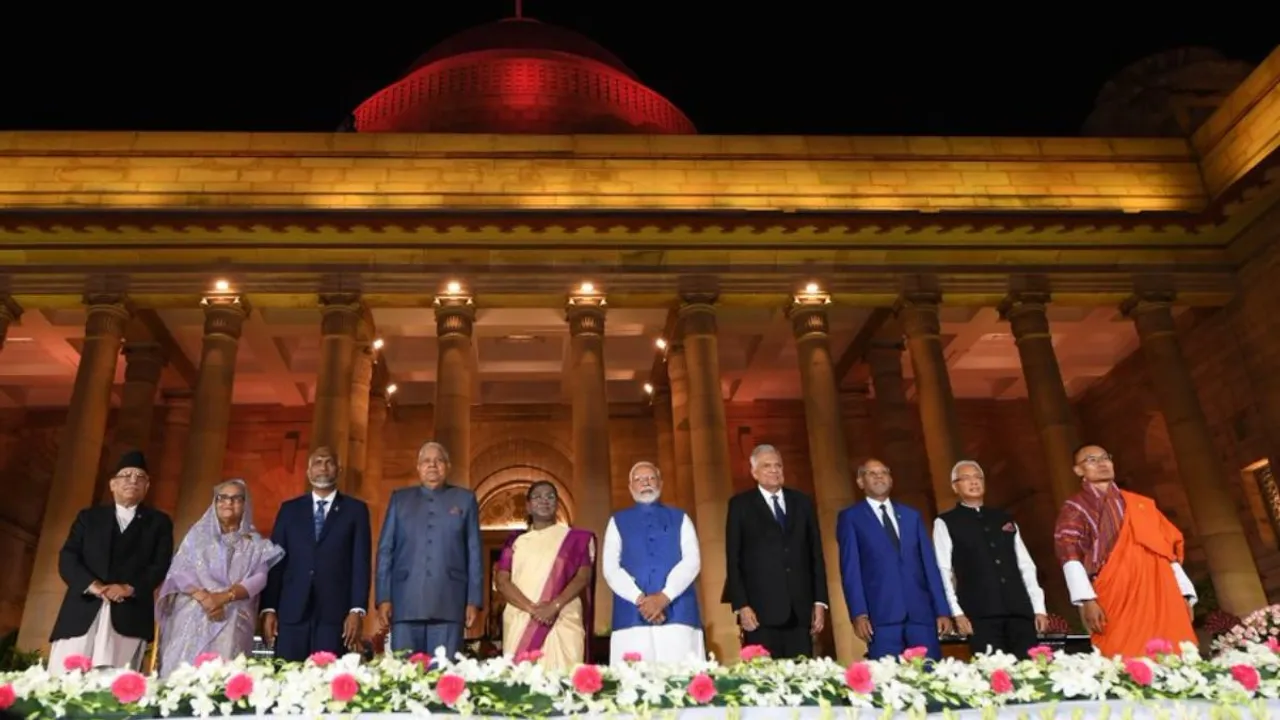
[{"xmin": 47, "ymin": 450, "xmax": 174, "ymax": 674}]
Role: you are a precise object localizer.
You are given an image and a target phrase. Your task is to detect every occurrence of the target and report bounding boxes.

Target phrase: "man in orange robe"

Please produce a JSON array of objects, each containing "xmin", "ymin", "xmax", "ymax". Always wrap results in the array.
[{"xmin": 1053, "ymin": 444, "xmax": 1196, "ymax": 658}]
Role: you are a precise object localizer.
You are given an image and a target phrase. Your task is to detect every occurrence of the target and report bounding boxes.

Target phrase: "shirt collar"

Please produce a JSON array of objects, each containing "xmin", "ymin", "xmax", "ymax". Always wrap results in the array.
[
  {"xmin": 757, "ymin": 485, "xmax": 782, "ymax": 500},
  {"xmin": 867, "ymin": 497, "xmax": 893, "ymax": 512},
  {"xmin": 312, "ymin": 491, "xmax": 336, "ymax": 505},
  {"xmin": 115, "ymin": 504, "xmax": 138, "ymax": 516}
]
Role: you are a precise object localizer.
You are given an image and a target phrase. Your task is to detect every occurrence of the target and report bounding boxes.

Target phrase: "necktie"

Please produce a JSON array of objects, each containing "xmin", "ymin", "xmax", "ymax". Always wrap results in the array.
[
  {"xmin": 771, "ymin": 494, "xmax": 786, "ymax": 527},
  {"xmin": 314, "ymin": 500, "xmax": 328, "ymax": 540},
  {"xmin": 880, "ymin": 504, "xmax": 900, "ymax": 550}
]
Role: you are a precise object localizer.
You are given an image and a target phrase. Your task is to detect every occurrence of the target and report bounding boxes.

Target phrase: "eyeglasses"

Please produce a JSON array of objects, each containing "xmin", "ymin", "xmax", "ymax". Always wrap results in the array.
[
  {"xmin": 215, "ymin": 494, "xmax": 246, "ymax": 504},
  {"xmin": 113, "ymin": 474, "xmax": 149, "ymax": 485},
  {"xmin": 1080, "ymin": 454, "xmax": 1113, "ymax": 465}
]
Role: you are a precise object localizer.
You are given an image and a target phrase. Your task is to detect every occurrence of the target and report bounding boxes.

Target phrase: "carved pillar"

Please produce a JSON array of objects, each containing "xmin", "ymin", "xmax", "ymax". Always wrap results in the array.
[
  {"xmin": 897, "ymin": 292, "xmax": 964, "ymax": 512},
  {"xmin": 566, "ymin": 291, "xmax": 614, "ymax": 635},
  {"xmin": 19, "ymin": 295, "xmax": 131, "ymax": 651},
  {"xmin": 311, "ymin": 294, "xmax": 362, "ymax": 481},
  {"xmin": 667, "ymin": 341, "xmax": 697, "ymax": 519},
  {"xmin": 788, "ymin": 291, "xmax": 859, "ymax": 663},
  {"xmin": 173, "ymin": 294, "xmax": 249, "ymax": 538},
  {"xmin": 149, "ymin": 391, "xmax": 192, "ymax": 517},
  {"xmin": 94, "ymin": 341, "xmax": 167, "ymax": 503},
  {"xmin": 1000, "ymin": 290, "xmax": 1081, "ymax": 508},
  {"xmin": 434, "ymin": 293, "xmax": 474, "ymax": 487},
  {"xmin": 1124, "ymin": 291, "xmax": 1267, "ymax": 616},
  {"xmin": 346, "ymin": 320, "xmax": 375, "ymax": 497},
  {"xmin": 0, "ymin": 296, "xmax": 21, "ymax": 351},
  {"xmin": 362, "ymin": 385, "xmax": 390, "ymax": 638},
  {"xmin": 866, "ymin": 319, "xmax": 934, "ymax": 521},
  {"xmin": 652, "ymin": 386, "xmax": 685, "ymax": 514},
  {"xmin": 678, "ymin": 293, "xmax": 738, "ymax": 661}
]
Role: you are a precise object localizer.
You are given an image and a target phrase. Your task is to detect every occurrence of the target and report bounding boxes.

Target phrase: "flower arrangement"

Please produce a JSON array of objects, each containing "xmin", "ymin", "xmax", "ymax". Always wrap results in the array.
[
  {"xmin": 1202, "ymin": 609, "xmax": 1242, "ymax": 640},
  {"xmin": 1, "ymin": 639, "xmax": 1277, "ymax": 718},
  {"xmin": 1213, "ymin": 603, "xmax": 1280, "ymax": 653}
]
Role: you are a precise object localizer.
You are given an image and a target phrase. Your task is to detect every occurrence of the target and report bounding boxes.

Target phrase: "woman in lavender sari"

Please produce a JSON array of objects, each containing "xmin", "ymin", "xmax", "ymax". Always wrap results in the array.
[
  {"xmin": 495, "ymin": 481, "xmax": 595, "ymax": 671},
  {"xmin": 156, "ymin": 479, "xmax": 284, "ymax": 677}
]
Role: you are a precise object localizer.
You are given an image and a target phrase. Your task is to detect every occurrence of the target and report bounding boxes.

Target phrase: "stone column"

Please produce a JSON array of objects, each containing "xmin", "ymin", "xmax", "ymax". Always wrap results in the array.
[
  {"xmin": 1123, "ymin": 290, "xmax": 1268, "ymax": 616},
  {"xmin": 667, "ymin": 342, "xmax": 697, "ymax": 519},
  {"xmin": 173, "ymin": 294, "xmax": 249, "ymax": 537},
  {"xmin": 310, "ymin": 294, "xmax": 363, "ymax": 471},
  {"xmin": 566, "ymin": 291, "xmax": 614, "ymax": 635},
  {"xmin": 19, "ymin": 295, "xmax": 131, "ymax": 651},
  {"xmin": 1000, "ymin": 291, "xmax": 1081, "ymax": 508},
  {"xmin": 897, "ymin": 292, "xmax": 965, "ymax": 511},
  {"xmin": 362, "ymin": 385, "xmax": 389, "ymax": 638},
  {"xmin": 0, "ymin": 296, "xmax": 21, "ymax": 351},
  {"xmin": 150, "ymin": 392, "xmax": 192, "ymax": 517},
  {"xmin": 94, "ymin": 341, "xmax": 167, "ymax": 503},
  {"xmin": 866, "ymin": 320, "xmax": 934, "ymax": 520},
  {"xmin": 787, "ymin": 291, "xmax": 859, "ymax": 663},
  {"xmin": 434, "ymin": 293, "xmax": 474, "ymax": 487},
  {"xmin": 678, "ymin": 293, "xmax": 738, "ymax": 661},
  {"xmin": 346, "ymin": 326, "xmax": 375, "ymax": 497},
  {"xmin": 652, "ymin": 386, "xmax": 686, "ymax": 514}
]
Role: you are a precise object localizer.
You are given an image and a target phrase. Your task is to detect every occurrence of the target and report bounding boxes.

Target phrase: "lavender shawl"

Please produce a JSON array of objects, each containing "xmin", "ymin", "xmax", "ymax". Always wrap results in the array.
[{"xmin": 155, "ymin": 480, "xmax": 284, "ymax": 677}]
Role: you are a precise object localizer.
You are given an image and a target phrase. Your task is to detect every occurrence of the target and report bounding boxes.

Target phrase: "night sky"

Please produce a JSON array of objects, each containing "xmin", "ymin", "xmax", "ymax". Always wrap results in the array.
[{"xmin": 2, "ymin": 3, "xmax": 1274, "ymax": 136}]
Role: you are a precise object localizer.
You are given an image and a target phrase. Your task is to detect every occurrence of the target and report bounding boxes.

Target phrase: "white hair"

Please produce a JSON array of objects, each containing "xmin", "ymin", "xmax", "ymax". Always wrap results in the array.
[
  {"xmin": 749, "ymin": 444, "xmax": 781, "ymax": 470},
  {"xmin": 417, "ymin": 441, "xmax": 451, "ymax": 465},
  {"xmin": 212, "ymin": 478, "xmax": 248, "ymax": 497},
  {"xmin": 628, "ymin": 461, "xmax": 661, "ymax": 482},
  {"xmin": 950, "ymin": 460, "xmax": 984, "ymax": 482}
]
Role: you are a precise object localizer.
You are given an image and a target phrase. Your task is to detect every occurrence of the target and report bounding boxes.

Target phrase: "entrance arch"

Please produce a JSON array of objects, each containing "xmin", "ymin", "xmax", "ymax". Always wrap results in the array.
[{"xmin": 472, "ymin": 438, "xmax": 576, "ymax": 530}]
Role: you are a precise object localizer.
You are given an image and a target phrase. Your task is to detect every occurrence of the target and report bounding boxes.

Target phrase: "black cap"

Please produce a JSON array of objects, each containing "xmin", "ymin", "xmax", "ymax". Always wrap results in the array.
[{"xmin": 115, "ymin": 450, "xmax": 148, "ymax": 475}]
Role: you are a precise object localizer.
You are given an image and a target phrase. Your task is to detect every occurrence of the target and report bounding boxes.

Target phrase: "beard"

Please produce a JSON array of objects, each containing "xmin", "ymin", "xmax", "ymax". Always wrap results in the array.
[
  {"xmin": 310, "ymin": 474, "xmax": 336, "ymax": 489},
  {"xmin": 633, "ymin": 489, "xmax": 660, "ymax": 504}
]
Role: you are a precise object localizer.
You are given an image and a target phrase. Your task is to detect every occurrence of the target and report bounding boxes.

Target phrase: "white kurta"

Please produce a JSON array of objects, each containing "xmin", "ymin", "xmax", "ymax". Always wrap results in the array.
[
  {"xmin": 48, "ymin": 505, "xmax": 147, "ymax": 675},
  {"xmin": 602, "ymin": 513, "xmax": 706, "ymax": 666}
]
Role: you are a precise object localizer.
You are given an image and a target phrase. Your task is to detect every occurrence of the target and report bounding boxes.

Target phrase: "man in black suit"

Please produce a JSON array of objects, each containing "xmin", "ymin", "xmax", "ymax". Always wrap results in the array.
[
  {"xmin": 724, "ymin": 444, "xmax": 828, "ymax": 659},
  {"xmin": 48, "ymin": 450, "xmax": 174, "ymax": 673},
  {"xmin": 261, "ymin": 446, "xmax": 372, "ymax": 660}
]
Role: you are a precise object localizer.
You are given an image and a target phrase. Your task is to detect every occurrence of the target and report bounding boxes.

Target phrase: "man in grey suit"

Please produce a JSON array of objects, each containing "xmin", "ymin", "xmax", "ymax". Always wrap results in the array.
[{"xmin": 375, "ymin": 441, "xmax": 482, "ymax": 659}]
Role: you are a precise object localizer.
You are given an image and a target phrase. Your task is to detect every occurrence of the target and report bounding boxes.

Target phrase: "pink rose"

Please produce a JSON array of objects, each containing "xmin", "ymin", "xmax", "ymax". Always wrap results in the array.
[
  {"xmin": 1027, "ymin": 645, "xmax": 1054, "ymax": 662},
  {"xmin": 844, "ymin": 663, "xmax": 874, "ymax": 694},
  {"xmin": 309, "ymin": 651, "xmax": 338, "ymax": 667},
  {"xmin": 622, "ymin": 652, "xmax": 643, "ymax": 662},
  {"xmin": 193, "ymin": 652, "xmax": 221, "ymax": 668},
  {"xmin": 225, "ymin": 673, "xmax": 254, "ymax": 702},
  {"xmin": 1267, "ymin": 637, "xmax": 1279, "ymax": 653},
  {"xmin": 1124, "ymin": 658, "xmax": 1153, "ymax": 686},
  {"xmin": 1232, "ymin": 664, "xmax": 1261, "ymax": 692},
  {"xmin": 901, "ymin": 646, "xmax": 928, "ymax": 662},
  {"xmin": 990, "ymin": 669, "xmax": 1014, "ymax": 694},
  {"xmin": 110, "ymin": 671, "xmax": 147, "ymax": 704},
  {"xmin": 330, "ymin": 673, "xmax": 359, "ymax": 703},
  {"xmin": 436, "ymin": 674, "xmax": 466, "ymax": 706},
  {"xmin": 408, "ymin": 652, "xmax": 431, "ymax": 669},
  {"xmin": 739, "ymin": 644, "xmax": 771, "ymax": 662},
  {"xmin": 0, "ymin": 684, "xmax": 14, "ymax": 711},
  {"xmin": 1144, "ymin": 638, "xmax": 1175, "ymax": 657},
  {"xmin": 62, "ymin": 654, "xmax": 92, "ymax": 673},
  {"xmin": 572, "ymin": 665, "xmax": 604, "ymax": 695},
  {"xmin": 687, "ymin": 673, "xmax": 717, "ymax": 704}
]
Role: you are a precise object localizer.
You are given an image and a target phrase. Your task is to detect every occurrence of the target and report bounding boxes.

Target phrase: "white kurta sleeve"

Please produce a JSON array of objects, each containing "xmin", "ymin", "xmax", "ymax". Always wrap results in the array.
[
  {"xmin": 660, "ymin": 515, "xmax": 702, "ymax": 601},
  {"xmin": 602, "ymin": 518, "xmax": 644, "ymax": 604},
  {"xmin": 1012, "ymin": 527, "xmax": 1047, "ymax": 615},
  {"xmin": 1062, "ymin": 560, "xmax": 1097, "ymax": 605},
  {"xmin": 932, "ymin": 518, "xmax": 965, "ymax": 616},
  {"xmin": 1170, "ymin": 562, "xmax": 1197, "ymax": 606}
]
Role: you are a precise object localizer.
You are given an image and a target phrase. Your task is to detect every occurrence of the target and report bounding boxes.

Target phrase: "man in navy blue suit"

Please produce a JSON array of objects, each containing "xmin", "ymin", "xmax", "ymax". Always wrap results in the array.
[
  {"xmin": 261, "ymin": 446, "xmax": 372, "ymax": 660},
  {"xmin": 837, "ymin": 458, "xmax": 953, "ymax": 660}
]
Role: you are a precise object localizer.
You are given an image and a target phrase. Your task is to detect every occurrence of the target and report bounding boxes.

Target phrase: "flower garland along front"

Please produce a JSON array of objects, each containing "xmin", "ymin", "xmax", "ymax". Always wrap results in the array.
[{"xmin": 1, "ymin": 640, "xmax": 1277, "ymax": 718}]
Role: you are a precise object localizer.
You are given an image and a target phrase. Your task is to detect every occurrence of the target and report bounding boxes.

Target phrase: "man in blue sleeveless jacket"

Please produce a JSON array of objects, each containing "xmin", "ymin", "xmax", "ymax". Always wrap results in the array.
[{"xmin": 601, "ymin": 461, "xmax": 705, "ymax": 666}]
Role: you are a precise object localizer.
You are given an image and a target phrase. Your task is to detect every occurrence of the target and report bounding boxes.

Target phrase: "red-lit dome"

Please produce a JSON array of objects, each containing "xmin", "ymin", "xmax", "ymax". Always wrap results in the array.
[{"xmin": 352, "ymin": 18, "xmax": 696, "ymax": 135}]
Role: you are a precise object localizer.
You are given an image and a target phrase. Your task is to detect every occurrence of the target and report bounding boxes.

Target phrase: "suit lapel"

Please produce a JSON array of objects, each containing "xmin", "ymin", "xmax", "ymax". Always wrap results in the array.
[
  {"xmin": 120, "ymin": 506, "xmax": 145, "ymax": 539},
  {"xmin": 317, "ymin": 493, "xmax": 341, "ymax": 544},
  {"xmin": 862, "ymin": 501, "xmax": 900, "ymax": 557},
  {"xmin": 753, "ymin": 489, "xmax": 786, "ymax": 533}
]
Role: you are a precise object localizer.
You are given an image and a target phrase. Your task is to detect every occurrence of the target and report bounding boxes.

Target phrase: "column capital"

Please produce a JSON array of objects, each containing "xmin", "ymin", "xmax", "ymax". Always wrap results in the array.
[
  {"xmin": 83, "ymin": 294, "xmax": 132, "ymax": 339},
  {"xmin": 1120, "ymin": 290, "xmax": 1178, "ymax": 336},
  {"xmin": 123, "ymin": 341, "xmax": 167, "ymax": 384},
  {"xmin": 319, "ymin": 293, "xmax": 364, "ymax": 337},
  {"xmin": 787, "ymin": 291, "xmax": 832, "ymax": 340},
  {"xmin": 895, "ymin": 292, "xmax": 941, "ymax": 339},
  {"xmin": 566, "ymin": 293, "xmax": 607, "ymax": 337},
  {"xmin": 0, "ymin": 295, "xmax": 22, "ymax": 324},
  {"xmin": 433, "ymin": 294, "xmax": 475, "ymax": 338},
  {"xmin": 998, "ymin": 291, "xmax": 1053, "ymax": 340},
  {"xmin": 677, "ymin": 296, "xmax": 718, "ymax": 337},
  {"xmin": 200, "ymin": 293, "xmax": 249, "ymax": 339}
]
